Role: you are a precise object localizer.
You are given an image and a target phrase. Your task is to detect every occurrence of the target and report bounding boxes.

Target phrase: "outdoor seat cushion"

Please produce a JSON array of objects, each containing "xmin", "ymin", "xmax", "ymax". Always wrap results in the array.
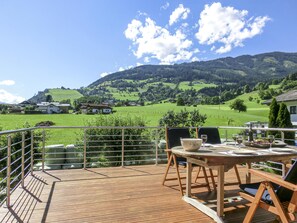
[
  {"xmin": 178, "ymin": 161, "xmax": 187, "ymax": 167},
  {"xmin": 239, "ymin": 182, "xmax": 279, "ymax": 204}
]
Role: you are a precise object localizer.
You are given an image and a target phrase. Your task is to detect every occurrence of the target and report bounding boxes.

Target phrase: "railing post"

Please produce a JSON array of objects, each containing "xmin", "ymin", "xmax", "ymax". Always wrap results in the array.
[
  {"xmin": 21, "ymin": 132, "xmax": 25, "ymax": 188},
  {"xmin": 281, "ymin": 131, "xmax": 285, "ymax": 142},
  {"xmin": 30, "ymin": 130, "xmax": 34, "ymax": 175},
  {"xmin": 155, "ymin": 130, "xmax": 159, "ymax": 166},
  {"xmin": 121, "ymin": 128, "xmax": 125, "ymax": 167},
  {"xmin": 42, "ymin": 130, "xmax": 45, "ymax": 172},
  {"xmin": 83, "ymin": 129, "xmax": 87, "ymax": 169},
  {"xmin": 282, "ymin": 163, "xmax": 286, "ymax": 178},
  {"xmin": 6, "ymin": 135, "xmax": 12, "ymax": 208},
  {"xmin": 225, "ymin": 129, "xmax": 228, "ymax": 142}
]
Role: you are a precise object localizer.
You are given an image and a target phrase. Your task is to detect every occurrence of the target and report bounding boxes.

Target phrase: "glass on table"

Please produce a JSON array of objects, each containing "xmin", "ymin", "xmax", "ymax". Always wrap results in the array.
[
  {"xmin": 236, "ymin": 135, "xmax": 243, "ymax": 147},
  {"xmin": 201, "ymin": 134, "xmax": 207, "ymax": 148},
  {"xmin": 267, "ymin": 135, "xmax": 275, "ymax": 148},
  {"xmin": 232, "ymin": 134, "xmax": 238, "ymax": 146}
]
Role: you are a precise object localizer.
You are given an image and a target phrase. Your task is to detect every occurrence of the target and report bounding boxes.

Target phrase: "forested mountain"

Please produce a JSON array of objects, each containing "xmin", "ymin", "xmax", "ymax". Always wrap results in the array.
[
  {"xmin": 28, "ymin": 52, "xmax": 297, "ymax": 106},
  {"xmin": 89, "ymin": 52, "xmax": 297, "ymax": 88}
]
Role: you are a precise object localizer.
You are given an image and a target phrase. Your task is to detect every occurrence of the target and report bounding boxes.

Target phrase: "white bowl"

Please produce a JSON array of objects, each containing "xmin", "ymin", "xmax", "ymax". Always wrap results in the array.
[{"xmin": 180, "ymin": 138, "xmax": 202, "ymax": 151}]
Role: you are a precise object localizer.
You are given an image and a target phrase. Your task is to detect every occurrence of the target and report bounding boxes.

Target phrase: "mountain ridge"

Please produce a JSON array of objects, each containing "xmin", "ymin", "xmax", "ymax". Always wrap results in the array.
[
  {"xmin": 28, "ymin": 51, "xmax": 297, "ymax": 104},
  {"xmin": 88, "ymin": 51, "xmax": 297, "ymax": 88}
]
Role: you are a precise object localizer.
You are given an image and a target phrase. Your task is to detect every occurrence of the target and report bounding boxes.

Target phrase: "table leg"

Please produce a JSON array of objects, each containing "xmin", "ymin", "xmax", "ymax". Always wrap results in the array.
[
  {"xmin": 246, "ymin": 162, "xmax": 251, "ymax": 184},
  {"xmin": 186, "ymin": 160, "xmax": 192, "ymax": 197},
  {"xmin": 217, "ymin": 165, "xmax": 224, "ymax": 217}
]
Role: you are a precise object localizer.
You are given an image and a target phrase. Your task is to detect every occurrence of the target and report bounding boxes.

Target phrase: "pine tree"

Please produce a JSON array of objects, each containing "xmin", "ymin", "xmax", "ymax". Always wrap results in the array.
[
  {"xmin": 276, "ymin": 103, "xmax": 294, "ymax": 141},
  {"xmin": 176, "ymin": 97, "xmax": 185, "ymax": 106},
  {"xmin": 268, "ymin": 98, "xmax": 279, "ymax": 128},
  {"xmin": 268, "ymin": 98, "xmax": 279, "ymax": 136}
]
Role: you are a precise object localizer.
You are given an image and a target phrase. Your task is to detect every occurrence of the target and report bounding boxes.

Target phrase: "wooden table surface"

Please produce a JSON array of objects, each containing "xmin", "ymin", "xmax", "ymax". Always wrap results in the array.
[
  {"xmin": 171, "ymin": 144, "xmax": 297, "ymax": 222},
  {"xmin": 172, "ymin": 144, "xmax": 297, "ymax": 171}
]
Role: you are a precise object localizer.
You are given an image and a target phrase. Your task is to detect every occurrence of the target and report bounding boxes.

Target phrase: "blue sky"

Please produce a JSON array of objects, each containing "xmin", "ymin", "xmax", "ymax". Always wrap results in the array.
[{"xmin": 0, "ymin": 0, "xmax": 297, "ymax": 103}]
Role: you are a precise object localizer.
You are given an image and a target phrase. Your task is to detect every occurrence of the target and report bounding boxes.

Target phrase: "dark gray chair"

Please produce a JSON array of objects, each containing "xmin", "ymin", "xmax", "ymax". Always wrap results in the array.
[
  {"xmin": 239, "ymin": 161, "xmax": 297, "ymax": 222},
  {"xmin": 162, "ymin": 127, "xmax": 211, "ymax": 195}
]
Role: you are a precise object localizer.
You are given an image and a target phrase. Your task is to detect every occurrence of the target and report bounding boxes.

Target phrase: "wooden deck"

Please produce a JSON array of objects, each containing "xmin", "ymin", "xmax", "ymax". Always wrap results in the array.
[{"xmin": 0, "ymin": 165, "xmax": 279, "ymax": 223}]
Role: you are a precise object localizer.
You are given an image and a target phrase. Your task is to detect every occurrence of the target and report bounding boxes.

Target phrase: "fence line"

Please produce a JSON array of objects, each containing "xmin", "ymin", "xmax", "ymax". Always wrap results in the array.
[{"xmin": 0, "ymin": 125, "xmax": 297, "ymax": 207}]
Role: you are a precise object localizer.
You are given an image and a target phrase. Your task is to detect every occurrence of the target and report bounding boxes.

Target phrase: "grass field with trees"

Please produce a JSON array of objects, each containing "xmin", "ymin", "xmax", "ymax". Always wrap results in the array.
[
  {"xmin": 0, "ymin": 94, "xmax": 269, "ymax": 130},
  {"xmin": 0, "ymin": 89, "xmax": 270, "ymax": 146}
]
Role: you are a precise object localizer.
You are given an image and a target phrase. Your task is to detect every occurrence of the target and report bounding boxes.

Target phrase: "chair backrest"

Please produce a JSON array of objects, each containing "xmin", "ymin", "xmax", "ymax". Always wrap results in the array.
[
  {"xmin": 166, "ymin": 127, "xmax": 191, "ymax": 149},
  {"xmin": 197, "ymin": 127, "xmax": 221, "ymax": 144},
  {"xmin": 276, "ymin": 160, "xmax": 297, "ymax": 202},
  {"xmin": 165, "ymin": 127, "xmax": 190, "ymax": 163}
]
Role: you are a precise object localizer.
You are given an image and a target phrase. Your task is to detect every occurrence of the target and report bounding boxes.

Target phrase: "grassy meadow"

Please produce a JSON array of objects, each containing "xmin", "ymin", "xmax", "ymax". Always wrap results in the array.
[
  {"xmin": 0, "ymin": 93, "xmax": 269, "ymax": 129},
  {"xmin": 0, "ymin": 94, "xmax": 269, "ymax": 145}
]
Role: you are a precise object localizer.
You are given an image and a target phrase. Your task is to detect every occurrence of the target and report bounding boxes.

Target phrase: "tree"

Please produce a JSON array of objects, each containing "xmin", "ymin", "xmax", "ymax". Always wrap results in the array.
[
  {"xmin": 46, "ymin": 94, "xmax": 53, "ymax": 102},
  {"xmin": 268, "ymin": 98, "xmax": 280, "ymax": 135},
  {"xmin": 276, "ymin": 103, "xmax": 294, "ymax": 141},
  {"xmin": 229, "ymin": 99, "xmax": 247, "ymax": 112},
  {"xmin": 84, "ymin": 115, "xmax": 149, "ymax": 167},
  {"xmin": 268, "ymin": 98, "xmax": 279, "ymax": 128},
  {"xmin": 158, "ymin": 108, "xmax": 207, "ymax": 128},
  {"xmin": 176, "ymin": 97, "xmax": 185, "ymax": 106},
  {"xmin": 243, "ymin": 85, "xmax": 250, "ymax": 93}
]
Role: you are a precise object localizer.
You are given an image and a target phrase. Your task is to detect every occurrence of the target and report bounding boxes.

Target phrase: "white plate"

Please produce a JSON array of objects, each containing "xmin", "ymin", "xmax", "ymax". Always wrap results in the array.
[
  {"xmin": 203, "ymin": 143, "xmax": 213, "ymax": 147},
  {"xmin": 232, "ymin": 149, "xmax": 258, "ymax": 155},
  {"xmin": 270, "ymin": 148, "xmax": 296, "ymax": 153}
]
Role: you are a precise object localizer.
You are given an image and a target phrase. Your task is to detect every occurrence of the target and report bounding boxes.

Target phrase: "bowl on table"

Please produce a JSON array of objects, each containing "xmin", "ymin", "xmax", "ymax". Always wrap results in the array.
[{"xmin": 180, "ymin": 138, "xmax": 202, "ymax": 152}]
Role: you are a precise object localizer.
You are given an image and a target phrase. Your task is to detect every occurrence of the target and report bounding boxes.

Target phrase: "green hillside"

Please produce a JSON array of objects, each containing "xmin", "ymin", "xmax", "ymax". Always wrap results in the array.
[
  {"xmin": 28, "ymin": 88, "xmax": 83, "ymax": 104},
  {"xmin": 27, "ymin": 52, "xmax": 297, "ymax": 106},
  {"xmin": 78, "ymin": 52, "xmax": 297, "ymax": 105},
  {"xmin": 47, "ymin": 89, "xmax": 83, "ymax": 103}
]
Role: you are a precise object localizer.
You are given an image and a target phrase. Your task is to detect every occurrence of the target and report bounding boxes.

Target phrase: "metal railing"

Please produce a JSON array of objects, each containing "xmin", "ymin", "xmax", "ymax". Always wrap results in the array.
[{"xmin": 0, "ymin": 125, "xmax": 297, "ymax": 208}]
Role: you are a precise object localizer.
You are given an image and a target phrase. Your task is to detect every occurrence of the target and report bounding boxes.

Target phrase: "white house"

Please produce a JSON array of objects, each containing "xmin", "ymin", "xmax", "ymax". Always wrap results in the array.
[
  {"xmin": 37, "ymin": 102, "xmax": 70, "ymax": 114},
  {"xmin": 263, "ymin": 90, "xmax": 297, "ymax": 126},
  {"xmin": 80, "ymin": 103, "xmax": 112, "ymax": 114}
]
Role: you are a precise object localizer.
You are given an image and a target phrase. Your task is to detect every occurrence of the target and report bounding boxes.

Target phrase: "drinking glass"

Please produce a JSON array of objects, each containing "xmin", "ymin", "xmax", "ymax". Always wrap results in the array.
[
  {"xmin": 236, "ymin": 135, "xmax": 243, "ymax": 147},
  {"xmin": 232, "ymin": 134, "xmax": 238, "ymax": 146},
  {"xmin": 267, "ymin": 135, "xmax": 274, "ymax": 149},
  {"xmin": 201, "ymin": 134, "xmax": 207, "ymax": 149}
]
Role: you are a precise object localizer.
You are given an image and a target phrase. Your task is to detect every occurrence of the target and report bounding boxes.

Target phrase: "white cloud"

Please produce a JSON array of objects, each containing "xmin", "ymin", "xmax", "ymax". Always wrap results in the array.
[
  {"xmin": 118, "ymin": 65, "xmax": 133, "ymax": 72},
  {"xmin": 0, "ymin": 89, "xmax": 25, "ymax": 104},
  {"xmin": 195, "ymin": 2, "xmax": 270, "ymax": 54},
  {"xmin": 144, "ymin": 57, "xmax": 150, "ymax": 63},
  {"xmin": 191, "ymin": 57, "xmax": 199, "ymax": 62},
  {"xmin": 0, "ymin": 80, "xmax": 15, "ymax": 86},
  {"xmin": 124, "ymin": 19, "xmax": 143, "ymax": 41},
  {"xmin": 137, "ymin": 11, "xmax": 148, "ymax": 17},
  {"xmin": 161, "ymin": 2, "xmax": 169, "ymax": 10},
  {"xmin": 124, "ymin": 17, "xmax": 195, "ymax": 64},
  {"xmin": 169, "ymin": 4, "xmax": 190, "ymax": 26},
  {"xmin": 100, "ymin": 72, "xmax": 110, "ymax": 78}
]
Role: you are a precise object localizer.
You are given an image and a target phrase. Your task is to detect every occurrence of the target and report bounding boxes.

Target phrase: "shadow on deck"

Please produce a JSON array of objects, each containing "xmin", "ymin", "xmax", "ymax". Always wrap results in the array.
[{"xmin": 0, "ymin": 165, "xmax": 278, "ymax": 223}]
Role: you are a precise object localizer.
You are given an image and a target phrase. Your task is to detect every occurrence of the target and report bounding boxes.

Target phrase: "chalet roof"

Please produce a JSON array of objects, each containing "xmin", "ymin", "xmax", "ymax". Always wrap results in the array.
[
  {"xmin": 36, "ymin": 102, "xmax": 70, "ymax": 107},
  {"xmin": 80, "ymin": 103, "xmax": 112, "ymax": 109},
  {"xmin": 263, "ymin": 90, "xmax": 297, "ymax": 105}
]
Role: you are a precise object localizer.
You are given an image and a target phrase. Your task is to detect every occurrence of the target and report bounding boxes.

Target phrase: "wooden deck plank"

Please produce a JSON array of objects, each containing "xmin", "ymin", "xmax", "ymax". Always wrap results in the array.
[{"xmin": 0, "ymin": 165, "xmax": 279, "ymax": 222}]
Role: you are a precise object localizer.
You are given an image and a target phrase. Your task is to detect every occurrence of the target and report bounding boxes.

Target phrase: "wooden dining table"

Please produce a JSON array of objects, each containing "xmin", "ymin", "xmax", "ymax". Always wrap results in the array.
[{"xmin": 171, "ymin": 144, "xmax": 297, "ymax": 223}]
